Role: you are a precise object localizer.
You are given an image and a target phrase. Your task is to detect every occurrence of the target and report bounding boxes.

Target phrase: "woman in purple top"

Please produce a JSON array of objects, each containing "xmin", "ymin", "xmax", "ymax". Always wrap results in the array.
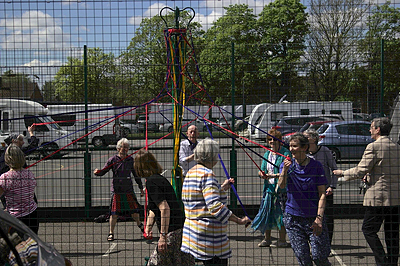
[
  {"xmin": 278, "ymin": 133, "xmax": 331, "ymax": 266},
  {"xmin": 94, "ymin": 138, "xmax": 144, "ymax": 241}
]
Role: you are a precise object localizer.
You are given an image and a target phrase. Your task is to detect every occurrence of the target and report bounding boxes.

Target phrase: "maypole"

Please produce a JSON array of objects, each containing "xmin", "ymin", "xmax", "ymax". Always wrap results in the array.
[{"xmin": 160, "ymin": 6, "xmax": 195, "ymax": 202}]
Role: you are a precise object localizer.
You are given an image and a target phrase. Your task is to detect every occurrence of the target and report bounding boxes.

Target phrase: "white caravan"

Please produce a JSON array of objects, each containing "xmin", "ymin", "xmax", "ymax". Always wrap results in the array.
[
  {"xmin": 0, "ymin": 99, "xmax": 72, "ymax": 157},
  {"xmin": 47, "ymin": 103, "xmax": 119, "ymax": 147},
  {"xmin": 248, "ymin": 101, "xmax": 353, "ymax": 140},
  {"xmin": 390, "ymin": 93, "xmax": 400, "ymax": 144}
]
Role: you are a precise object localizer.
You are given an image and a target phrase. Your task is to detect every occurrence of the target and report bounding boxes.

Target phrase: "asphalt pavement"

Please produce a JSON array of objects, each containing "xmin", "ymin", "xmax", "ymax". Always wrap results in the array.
[{"xmin": 38, "ymin": 217, "xmax": 383, "ymax": 266}]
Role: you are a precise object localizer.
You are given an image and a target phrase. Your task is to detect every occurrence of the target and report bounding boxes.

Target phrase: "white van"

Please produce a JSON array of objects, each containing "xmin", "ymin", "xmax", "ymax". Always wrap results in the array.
[
  {"xmin": 47, "ymin": 104, "xmax": 119, "ymax": 147},
  {"xmin": 248, "ymin": 101, "xmax": 353, "ymax": 140},
  {"xmin": 390, "ymin": 93, "xmax": 400, "ymax": 144},
  {"xmin": 0, "ymin": 99, "xmax": 72, "ymax": 157}
]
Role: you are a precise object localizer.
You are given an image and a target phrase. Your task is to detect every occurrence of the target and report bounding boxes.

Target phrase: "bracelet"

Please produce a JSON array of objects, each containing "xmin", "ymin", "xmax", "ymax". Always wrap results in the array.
[
  {"xmin": 316, "ymin": 214, "xmax": 323, "ymax": 219},
  {"xmin": 160, "ymin": 232, "xmax": 168, "ymax": 237}
]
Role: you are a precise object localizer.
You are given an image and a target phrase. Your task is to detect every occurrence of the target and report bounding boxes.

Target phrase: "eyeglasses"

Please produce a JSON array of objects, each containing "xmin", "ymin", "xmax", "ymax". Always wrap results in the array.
[{"xmin": 267, "ymin": 138, "xmax": 278, "ymax": 141}]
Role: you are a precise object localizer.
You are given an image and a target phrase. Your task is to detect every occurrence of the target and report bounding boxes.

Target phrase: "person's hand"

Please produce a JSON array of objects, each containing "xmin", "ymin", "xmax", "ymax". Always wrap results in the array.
[
  {"xmin": 333, "ymin": 170, "xmax": 343, "ymax": 176},
  {"xmin": 221, "ymin": 178, "xmax": 234, "ymax": 191},
  {"xmin": 28, "ymin": 125, "xmax": 36, "ymax": 136},
  {"xmin": 158, "ymin": 235, "xmax": 167, "ymax": 253},
  {"xmin": 326, "ymin": 187, "xmax": 334, "ymax": 196},
  {"xmin": 311, "ymin": 217, "xmax": 323, "ymax": 236},
  {"xmin": 93, "ymin": 169, "xmax": 100, "ymax": 174},
  {"xmin": 282, "ymin": 158, "xmax": 292, "ymax": 172},
  {"xmin": 144, "ymin": 227, "xmax": 153, "ymax": 239},
  {"xmin": 238, "ymin": 216, "xmax": 251, "ymax": 225}
]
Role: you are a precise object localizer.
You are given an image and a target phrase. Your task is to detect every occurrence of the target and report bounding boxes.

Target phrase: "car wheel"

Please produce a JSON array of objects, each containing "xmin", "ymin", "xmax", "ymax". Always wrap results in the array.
[
  {"xmin": 92, "ymin": 137, "xmax": 105, "ymax": 148},
  {"xmin": 40, "ymin": 142, "xmax": 61, "ymax": 159},
  {"xmin": 330, "ymin": 148, "xmax": 340, "ymax": 161},
  {"xmin": 168, "ymin": 126, "xmax": 173, "ymax": 133},
  {"xmin": 122, "ymin": 127, "xmax": 130, "ymax": 137}
]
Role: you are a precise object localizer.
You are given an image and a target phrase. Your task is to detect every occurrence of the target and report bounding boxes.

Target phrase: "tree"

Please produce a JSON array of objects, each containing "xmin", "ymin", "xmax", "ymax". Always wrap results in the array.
[
  {"xmin": 199, "ymin": 4, "xmax": 260, "ymax": 105},
  {"xmin": 257, "ymin": 0, "xmax": 309, "ymax": 101},
  {"xmin": 119, "ymin": 10, "xmax": 204, "ymax": 106},
  {"xmin": 356, "ymin": 2, "xmax": 400, "ymax": 114},
  {"xmin": 53, "ymin": 48, "xmax": 118, "ymax": 104},
  {"xmin": 306, "ymin": 0, "xmax": 367, "ymax": 101}
]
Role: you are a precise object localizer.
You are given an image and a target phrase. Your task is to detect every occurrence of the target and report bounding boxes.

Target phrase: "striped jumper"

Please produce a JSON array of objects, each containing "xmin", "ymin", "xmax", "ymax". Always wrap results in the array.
[{"xmin": 181, "ymin": 166, "xmax": 233, "ymax": 260}]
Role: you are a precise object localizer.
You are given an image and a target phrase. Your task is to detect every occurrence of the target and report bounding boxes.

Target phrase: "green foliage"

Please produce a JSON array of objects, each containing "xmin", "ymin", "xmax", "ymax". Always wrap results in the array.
[
  {"xmin": 119, "ymin": 10, "xmax": 204, "ymax": 106},
  {"xmin": 53, "ymin": 48, "xmax": 117, "ymax": 104}
]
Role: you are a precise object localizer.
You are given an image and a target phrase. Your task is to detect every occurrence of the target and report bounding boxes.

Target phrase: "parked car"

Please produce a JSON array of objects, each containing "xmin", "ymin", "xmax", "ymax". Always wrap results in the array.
[
  {"xmin": 353, "ymin": 113, "xmax": 371, "ymax": 121},
  {"xmin": 120, "ymin": 120, "xmax": 139, "ymax": 135},
  {"xmin": 283, "ymin": 120, "xmax": 333, "ymax": 143},
  {"xmin": 272, "ymin": 114, "xmax": 345, "ymax": 136},
  {"xmin": 0, "ymin": 209, "xmax": 72, "ymax": 265},
  {"xmin": 159, "ymin": 118, "xmax": 211, "ymax": 133},
  {"xmin": 317, "ymin": 120, "xmax": 374, "ymax": 160},
  {"xmin": 137, "ymin": 116, "xmax": 159, "ymax": 133}
]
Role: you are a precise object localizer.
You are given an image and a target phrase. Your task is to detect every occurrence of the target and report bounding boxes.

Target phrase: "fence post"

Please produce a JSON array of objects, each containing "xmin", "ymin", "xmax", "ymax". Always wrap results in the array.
[
  {"xmin": 84, "ymin": 45, "xmax": 92, "ymax": 218},
  {"xmin": 380, "ymin": 39, "xmax": 384, "ymax": 117},
  {"xmin": 230, "ymin": 41, "xmax": 238, "ymax": 209}
]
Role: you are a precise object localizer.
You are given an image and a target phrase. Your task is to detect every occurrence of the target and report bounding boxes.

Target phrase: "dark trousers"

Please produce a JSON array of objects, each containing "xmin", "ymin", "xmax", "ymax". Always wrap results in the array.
[
  {"xmin": 362, "ymin": 206, "xmax": 399, "ymax": 266},
  {"xmin": 19, "ymin": 209, "xmax": 39, "ymax": 235},
  {"xmin": 203, "ymin": 256, "xmax": 228, "ymax": 266},
  {"xmin": 325, "ymin": 193, "xmax": 334, "ymax": 245}
]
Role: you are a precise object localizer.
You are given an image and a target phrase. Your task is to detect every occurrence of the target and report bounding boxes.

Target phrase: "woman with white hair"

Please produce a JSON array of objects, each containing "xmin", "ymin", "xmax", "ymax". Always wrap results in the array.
[
  {"xmin": 94, "ymin": 138, "xmax": 144, "ymax": 241},
  {"xmin": 181, "ymin": 138, "xmax": 250, "ymax": 266}
]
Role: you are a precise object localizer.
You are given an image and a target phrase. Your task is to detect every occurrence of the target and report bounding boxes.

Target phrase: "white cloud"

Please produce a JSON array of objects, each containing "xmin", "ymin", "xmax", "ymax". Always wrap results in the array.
[
  {"xmin": 0, "ymin": 10, "xmax": 70, "ymax": 50},
  {"xmin": 128, "ymin": 2, "xmax": 167, "ymax": 25}
]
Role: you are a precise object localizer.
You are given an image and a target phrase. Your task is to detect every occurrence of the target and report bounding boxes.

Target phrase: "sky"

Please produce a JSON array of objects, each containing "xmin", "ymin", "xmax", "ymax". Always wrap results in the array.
[{"xmin": 0, "ymin": 0, "xmax": 392, "ymax": 85}]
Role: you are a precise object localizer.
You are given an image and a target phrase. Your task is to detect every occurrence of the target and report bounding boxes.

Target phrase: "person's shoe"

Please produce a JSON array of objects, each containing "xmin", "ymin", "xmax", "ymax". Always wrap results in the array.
[
  {"xmin": 258, "ymin": 239, "xmax": 272, "ymax": 247},
  {"xmin": 270, "ymin": 241, "xmax": 290, "ymax": 248}
]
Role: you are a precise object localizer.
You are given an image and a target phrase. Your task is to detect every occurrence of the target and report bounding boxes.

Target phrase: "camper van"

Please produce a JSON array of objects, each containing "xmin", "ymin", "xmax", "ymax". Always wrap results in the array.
[
  {"xmin": 47, "ymin": 104, "xmax": 120, "ymax": 147},
  {"xmin": 248, "ymin": 101, "xmax": 353, "ymax": 140},
  {"xmin": 0, "ymin": 99, "xmax": 72, "ymax": 157},
  {"xmin": 390, "ymin": 93, "xmax": 400, "ymax": 144}
]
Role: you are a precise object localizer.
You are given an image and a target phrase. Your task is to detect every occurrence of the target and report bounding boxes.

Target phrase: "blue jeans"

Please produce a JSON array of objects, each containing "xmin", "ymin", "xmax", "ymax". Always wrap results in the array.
[{"xmin": 283, "ymin": 213, "xmax": 331, "ymax": 266}]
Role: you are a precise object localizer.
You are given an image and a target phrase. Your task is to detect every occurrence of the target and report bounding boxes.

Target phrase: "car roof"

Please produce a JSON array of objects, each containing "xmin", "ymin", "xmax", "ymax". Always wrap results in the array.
[
  {"xmin": 279, "ymin": 114, "xmax": 343, "ymax": 119},
  {"xmin": 321, "ymin": 120, "xmax": 371, "ymax": 126}
]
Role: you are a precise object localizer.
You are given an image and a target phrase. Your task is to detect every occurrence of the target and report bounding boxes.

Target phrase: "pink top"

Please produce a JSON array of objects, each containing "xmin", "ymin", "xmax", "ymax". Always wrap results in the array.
[{"xmin": 0, "ymin": 169, "xmax": 37, "ymax": 218}]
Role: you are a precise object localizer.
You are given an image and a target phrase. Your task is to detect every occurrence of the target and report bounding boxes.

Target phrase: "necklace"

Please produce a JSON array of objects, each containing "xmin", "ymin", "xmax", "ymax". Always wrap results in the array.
[{"xmin": 297, "ymin": 157, "xmax": 309, "ymax": 166}]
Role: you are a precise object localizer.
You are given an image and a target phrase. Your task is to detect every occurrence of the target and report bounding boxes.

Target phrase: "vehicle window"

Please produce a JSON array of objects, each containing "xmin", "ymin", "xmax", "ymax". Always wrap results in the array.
[
  {"xmin": 0, "ymin": 219, "xmax": 39, "ymax": 265},
  {"xmin": 357, "ymin": 124, "xmax": 371, "ymax": 136},
  {"xmin": 2, "ymin": 112, "xmax": 9, "ymax": 131},
  {"xmin": 271, "ymin": 112, "xmax": 288, "ymax": 123},
  {"xmin": 317, "ymin": 124, "xmax": 329, "ymax": 134},
  {"xmin": 255, "ymin": 114, "xmax": 263, "ymax": 125},
  {"xmin": 300, "ymin": 109, "xmax": 310, "ymax": 115},
  {"xmin": 24, "ymin": 115, "xmax": 49, "ymax": 132},
  {"xmin": 330, "ymin": 110, "xmax": 342, "ymax": 115},
  {"xmin": 335, "ymin": 124, "xmax": 350, "ymax": 135},
  {"xmin": 40, "ymin": 116, "xmax": 62, "ymax": 130},
  {"xmin": 51, "ymin": 114, "xmax": 76, "ymax": 127}
]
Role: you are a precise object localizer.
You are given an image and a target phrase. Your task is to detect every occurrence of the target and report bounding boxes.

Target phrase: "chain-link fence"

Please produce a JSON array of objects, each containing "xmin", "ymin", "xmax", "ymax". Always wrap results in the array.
[{"xmin": 1, "ymin": 1, "xmax": 400, "ymax": 265}]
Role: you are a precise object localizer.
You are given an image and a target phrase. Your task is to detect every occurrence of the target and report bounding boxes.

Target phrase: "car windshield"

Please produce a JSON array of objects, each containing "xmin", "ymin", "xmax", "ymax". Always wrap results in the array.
[{"xmin": 39, "ymin": 116, "xmax": 63, "ymax": 130}]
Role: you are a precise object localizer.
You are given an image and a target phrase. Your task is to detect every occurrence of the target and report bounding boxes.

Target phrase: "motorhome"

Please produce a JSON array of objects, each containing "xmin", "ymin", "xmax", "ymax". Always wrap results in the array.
[
  {"xmin": 248, "ymin": 101, "xmax": 353, "ymax": 140},
  {"xmin": 47, "ymin": 103, "xmax": 119, "ymax": 147},
  {"xmin": 390, "ymin": 93, "xmax": 400, "ymax": 144},
  {"xmin": 0, "ymin": 99, "xmax": 72, "ymax": 157}
]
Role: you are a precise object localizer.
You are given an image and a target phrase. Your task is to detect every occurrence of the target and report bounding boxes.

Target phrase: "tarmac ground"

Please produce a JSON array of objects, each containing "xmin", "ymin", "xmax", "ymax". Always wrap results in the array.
[{"xmin": 39, "ymin": 217, "xmax": 387, "ymax": 266}]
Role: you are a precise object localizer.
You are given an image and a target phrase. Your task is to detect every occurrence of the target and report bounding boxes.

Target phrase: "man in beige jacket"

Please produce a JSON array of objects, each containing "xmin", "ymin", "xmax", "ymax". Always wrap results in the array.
[{"xmin": 334, "ymin": 117, "xmax": 400, "ymax": 266}]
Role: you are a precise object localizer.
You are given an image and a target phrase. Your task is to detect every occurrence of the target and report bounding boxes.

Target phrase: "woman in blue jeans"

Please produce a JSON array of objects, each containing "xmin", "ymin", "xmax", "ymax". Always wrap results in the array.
[{"xmin": 278, "ymin": 133, "xmax": 331, "ymax": 266}]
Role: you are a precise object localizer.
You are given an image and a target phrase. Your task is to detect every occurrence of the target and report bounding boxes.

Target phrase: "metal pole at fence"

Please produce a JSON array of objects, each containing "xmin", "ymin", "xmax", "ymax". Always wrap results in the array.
[
  {"xmin": 230, "ymin": 41, "xmax": 238, "ymax": 209},
  {"xmin": 84, "ymin": 45, "xmax": 92, "ymax": 218}
]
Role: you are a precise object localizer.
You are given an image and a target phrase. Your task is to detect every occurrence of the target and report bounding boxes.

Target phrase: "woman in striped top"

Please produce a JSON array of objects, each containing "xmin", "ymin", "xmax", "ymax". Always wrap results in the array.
[
  {"xmin": 0, "ymin": 145, "xmax": 39, "ymax": 234},
  {"xmin": 181, "ymin": 138, "xmax": 250, "ymax": 266}
]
